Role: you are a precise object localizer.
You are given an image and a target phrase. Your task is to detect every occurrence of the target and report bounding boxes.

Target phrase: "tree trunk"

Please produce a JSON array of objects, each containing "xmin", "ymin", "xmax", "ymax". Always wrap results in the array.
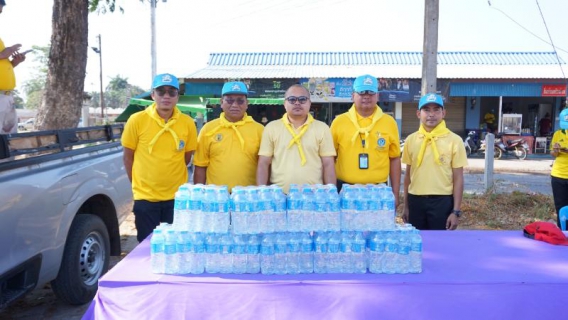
[{"xmin": 36, "ymin": 0, "xmax": 89, "ymax": 130}]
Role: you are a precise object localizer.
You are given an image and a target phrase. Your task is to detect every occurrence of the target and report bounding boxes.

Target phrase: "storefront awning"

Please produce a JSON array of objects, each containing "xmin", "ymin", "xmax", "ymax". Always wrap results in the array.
[
  {"xmin": 115, "ymin": 95, "xmax": 208, "ymax": 122},
  {"xmin": 207, "ymin": 98, "xmax": 284, "ymax": 105}
]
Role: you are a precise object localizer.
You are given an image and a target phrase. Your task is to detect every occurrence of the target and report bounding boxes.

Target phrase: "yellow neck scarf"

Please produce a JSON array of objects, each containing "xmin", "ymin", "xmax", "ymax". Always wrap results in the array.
[
  {"xmin": 416, "ymin": 120, "xmax": 451, "ymax": 167},
  {"xmin": 282, "ymin": 114, "xmax": 314, "ymax": 166},
  {"xmin": 147, "ymin": 103, "xmax": 180, "ymax": 154},
  {"xmin": 347, "ymin": 105, "xmax": 383, "ymax": 149},
  {"xmin": 205, "ymin": 112, "xmax": 253, "ymax": 150}
]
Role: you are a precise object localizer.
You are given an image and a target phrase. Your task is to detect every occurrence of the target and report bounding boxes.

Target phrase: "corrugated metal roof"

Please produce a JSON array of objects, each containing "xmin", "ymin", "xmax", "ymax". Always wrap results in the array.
[{"xmin": 185, "ymin": 51, "xmax": 567, "ymax": 79}]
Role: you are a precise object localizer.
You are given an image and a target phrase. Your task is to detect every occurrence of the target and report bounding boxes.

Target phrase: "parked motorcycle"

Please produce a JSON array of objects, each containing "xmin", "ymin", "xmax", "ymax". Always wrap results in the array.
[
  {"xmin": 464, "ymin": 131, "xmax": 483, "ymax": 157},
  {"xmin": 493, "ymin": 136, "xmax": 529, "ymax": 160}
]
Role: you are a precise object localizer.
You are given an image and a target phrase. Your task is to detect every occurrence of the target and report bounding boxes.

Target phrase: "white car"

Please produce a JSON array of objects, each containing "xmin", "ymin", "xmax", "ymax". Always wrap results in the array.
[{"xmin": 18, "ymin": 118, "xmax": 35, "ymax": 131}]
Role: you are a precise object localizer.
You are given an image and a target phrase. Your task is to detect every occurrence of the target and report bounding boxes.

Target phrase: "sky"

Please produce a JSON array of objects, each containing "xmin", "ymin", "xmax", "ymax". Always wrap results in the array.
[{"xmin": 1, "ymin": 0, "xmax": 567, "ymax": 96}]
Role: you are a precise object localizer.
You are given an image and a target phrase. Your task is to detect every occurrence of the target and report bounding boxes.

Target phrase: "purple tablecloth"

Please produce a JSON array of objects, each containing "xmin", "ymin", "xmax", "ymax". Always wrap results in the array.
[{"xmin": 82, "ymin": 231, "xmax": 568, "ymax": 320}]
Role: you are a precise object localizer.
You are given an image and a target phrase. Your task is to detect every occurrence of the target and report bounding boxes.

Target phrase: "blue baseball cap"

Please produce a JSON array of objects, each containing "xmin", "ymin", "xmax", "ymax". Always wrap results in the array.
[
  {"xmin": 353, "ymin": 75, "xmax": 378, "ymax": 93},
  {"xmin": 152, "ymin": 73, "xmax": 179, "ymax": 90},
  {"xmin": 222, "ymin": 81, "xmax": 248, "ymax": 96},
  {"xmin": 560, "ymin": 108, "xmax": 568, "ymax": 130},
  {"xmin": 418, "ymin": 93, "xmax": 444, "ymax": 109}
]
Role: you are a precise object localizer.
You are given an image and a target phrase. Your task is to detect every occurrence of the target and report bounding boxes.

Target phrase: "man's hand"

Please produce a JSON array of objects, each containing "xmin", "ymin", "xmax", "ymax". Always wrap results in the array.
[
  {"xmin": 402, "ymin": 207, "xmax": 409, "ymax": 224},
  {"xmin": 446, "ymin": 213, "xmax": 459, "ymax": 230},
  {"xmin": 10, "ymin": 51, "xmax": 26, "ymax": 67}
]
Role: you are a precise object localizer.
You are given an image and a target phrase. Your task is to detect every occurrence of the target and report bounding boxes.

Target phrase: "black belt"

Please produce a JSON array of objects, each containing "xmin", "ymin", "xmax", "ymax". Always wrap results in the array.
[{"xmin": 410, "ymin": 194, "xmax": 452, "ymax": 198}]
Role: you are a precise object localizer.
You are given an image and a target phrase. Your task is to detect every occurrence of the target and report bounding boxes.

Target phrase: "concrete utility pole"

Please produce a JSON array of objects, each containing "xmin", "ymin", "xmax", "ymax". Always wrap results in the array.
[
  {"xmin": 91, "ymin": 35, "xmax": 105, "ymax": 122},
  {"xmin": 421, "ymin": 0, "xmax": 439, "ymax": 95},
  {"xmin": 150, "ymin": 0, "xmax": 158, "ymax": 81}
]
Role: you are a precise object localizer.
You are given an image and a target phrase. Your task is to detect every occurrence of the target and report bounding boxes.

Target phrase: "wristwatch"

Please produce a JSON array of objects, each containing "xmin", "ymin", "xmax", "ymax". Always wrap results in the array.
[{"xmin": 451, "ymin": 209, "xmax": 462, "ymax": 217}]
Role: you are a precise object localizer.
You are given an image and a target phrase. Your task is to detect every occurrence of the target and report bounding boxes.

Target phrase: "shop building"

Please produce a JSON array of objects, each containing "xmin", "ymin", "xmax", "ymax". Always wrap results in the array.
[{"xmin": 182, "ymin": 51, "xmax": 566, "ymax": 150}]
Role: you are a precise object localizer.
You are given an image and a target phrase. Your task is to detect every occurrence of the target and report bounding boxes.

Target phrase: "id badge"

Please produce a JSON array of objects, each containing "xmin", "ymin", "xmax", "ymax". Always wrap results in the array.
[{"xmin": 359, "ymin": 153, "xmax": 369, "ymax": 169}]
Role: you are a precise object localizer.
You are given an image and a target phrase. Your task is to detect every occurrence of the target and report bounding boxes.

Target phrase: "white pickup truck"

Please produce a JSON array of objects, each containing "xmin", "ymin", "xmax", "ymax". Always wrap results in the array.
[{"xmin": 0, "ymin": 124, "xmax": 132, "ymax": 308}]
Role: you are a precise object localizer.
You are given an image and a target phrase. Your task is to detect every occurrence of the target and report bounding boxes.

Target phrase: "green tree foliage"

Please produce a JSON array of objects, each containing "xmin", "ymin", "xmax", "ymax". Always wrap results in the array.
[
  {"xmin": 90, "ymin": 75, "xmax": 145, "ymax": 110},
  {"xmin": 22, "ymin": 46, "xmax": 50, "ymax": 110}
]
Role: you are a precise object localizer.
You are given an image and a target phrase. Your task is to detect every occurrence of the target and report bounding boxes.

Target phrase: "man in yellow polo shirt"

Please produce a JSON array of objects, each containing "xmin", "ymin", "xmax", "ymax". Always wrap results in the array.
[
  {"xmin": 402, "ymin": 93, "xmax": 468, "ymax": 230},
  {"xmin": 122, "ymin": 73, "xmax": 197, "ymax": 242},
  {"xmin": 194, "ymin": 81, "xmax": 264, "ymax": 190},
  {"xmin": 331, "ymin": 74, "xmax": 401, "ymax": 206},
  {"xmin": 0, "ymin": 1, "xmax": 27, "ymax": 134},
  {"xmin": 257, "ymin": 84, "xmax": 336, "ymax": 193}
]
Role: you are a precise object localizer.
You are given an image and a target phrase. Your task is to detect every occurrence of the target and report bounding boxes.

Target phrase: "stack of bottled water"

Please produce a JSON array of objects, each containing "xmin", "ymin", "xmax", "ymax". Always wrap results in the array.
[
  {"xmin": 173, "ymin": 184, "xmax": 230, "ymax": 233},
  {"xmin": 367, "ymin": 224, "xmax": 422, "ymax": 274},
  {"xmin": 153, "ymin": 182, "xmax": 423, "ymax": 275},
  {"xmin": 340, "ymin": 184, "xmax": 396, "ymax": 231},
  {"xmin": 230, "ymin": 185, "xmax": 289, "ymax": 234},
  {"xmin": 287, "ymin": 184, "xmax": 340, "ymax": 233}
]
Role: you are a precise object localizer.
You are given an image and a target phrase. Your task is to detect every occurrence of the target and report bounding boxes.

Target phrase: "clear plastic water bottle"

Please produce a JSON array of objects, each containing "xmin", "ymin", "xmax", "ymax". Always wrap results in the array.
[
  {"xmin": 409, "ymin": 228, "xmax": 423, "ymax": 273},
  {"xmin": 313, "ymin": 188, "xmax": 328, "ymax": 232},
  {"xmin": 384, "ymin": 231, "xmax": 398, "ymax": 274},
  {"xmin": 352, "ymin": 231, "xmax": 367, "ymax": 273},
  {"xmin": 368, "ymin": 185, "xmax": 381, "ymax": 230},
  {"xmin": 397, "ymin": 227, "xmax": 411, "ymax": 274},
  {"xmin": 313, "ymin": 232, "xmax": 328, "ymax": 274},
  {"xmin": 188, "ymin": 185, "xmax": 204, "ymax": 232},
  {"xmin": 176, "ymin": 230, "xmax": 191, "ymax": 274},
  {"xmin": 368, "ymin": 231, "xmax": 385, "ymax": 274},
  {"xmin": 215, "ymin": 186, "xmax": 230, "ymax": 233},
  {"xmin": 205, "ymin": 233, "xmax": 220, "ymax": 273},
  {"xmin": 287, "ymin": 232, "xmax": 301, "ymax": 274},
  {"xmin": 232, "ymin": 234, "xmax": 247, "ymax": 274},
  {"xmin": 300, "ymin": 187, "xmax": 315, "ymax": 232},
  {"xmin": 354, "ymin": 186, "xmax": 368, "ymax": 231},
  {"xmin": 202, "ymin": 187, "xmax": 218, "ymax": 233},
  {"xmin": 299, "ymin": 232, "xmax": 314, "ymax": 274},
  {"xmin": 327, "ymin": 232, "xmax": 341, "ymax": 273},
  {"xmin": 339, "ymin": 231, "xmax": 353, "ymax": 273},
  {"xmin": 150, "ymin": 229, "xmax": 165, "ymax": 274},
  {"xmin": 287, "ymin": 185, "xmax": 302, "ymax": 232},
  {"xmin": 382, "ymin": 187, "xmax": 396, "ymax": 230},
  {"xmin": 246, "ymin": 187, "xmax": 260, "ymax": 234},
  {"xmin": 271, "ymin": 185, "xmax": 288, "ymax": 233},
  {"xmin": 260, "ymin": 233, "xmax": 275, "ymax": 275},
  {"xmin": 258, "ymin": 187, "xmax": 275, "ymax": 233},
  {"xmin": 246, "ymin": 234, "xmax": 261, "ymax": 274},
  {"xmin": 274, "ymin": 233, "xmax": 288, "ymax": 275},
  {"xmin": 164, "ymin": 229, "xmax": 178, "ymax": 274},
  {"xmin": 340, "ymin": 185, "xmax": 356, "ymax": 231},
  {"xmin": 190, "ymin": 232, "xmax": 205, "ymax": 274},
  {"xmin": 326, "ymin": 184, "xmax": 341, "ymax": 232},
  {"xmin": 231, "ymin": 188, "xmax": 248, "ymax": 234},
  {"xmin": 173, "ymin": 185, "xmax": 190, "ymax": 231},
  {"xmin": 218, "ymin": 233, "xmax": 233, "ymax": 273}
]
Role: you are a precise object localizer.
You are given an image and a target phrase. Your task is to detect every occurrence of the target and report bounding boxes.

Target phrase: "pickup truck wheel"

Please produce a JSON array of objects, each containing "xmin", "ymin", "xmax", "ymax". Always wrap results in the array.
[{"xmin": 51, "ymin": 214, "xmax": 110, "ymax": 305}]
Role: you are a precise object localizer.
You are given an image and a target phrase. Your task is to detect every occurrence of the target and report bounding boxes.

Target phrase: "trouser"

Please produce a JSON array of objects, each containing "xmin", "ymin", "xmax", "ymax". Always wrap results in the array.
[
  {"xmin": 407, "ymin": 194, "xmax": 453, "ymax": 230},
  {"xmin": 551, "ymin": 176, "xmax": 568, "ymax": 229},
  {"xmin": 133, "ymin": 199, "xmax": 174, "ymax": 242},
  {"xmin": 0, "ymin": 93, "xmax": 17, "ymax": 134}
]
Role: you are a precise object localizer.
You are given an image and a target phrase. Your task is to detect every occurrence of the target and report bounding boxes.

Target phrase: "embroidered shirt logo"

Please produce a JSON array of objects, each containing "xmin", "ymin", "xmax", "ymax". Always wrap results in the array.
[{"xmin": 214, "ymin": 133, "xmax": 223, "ymax": 142}]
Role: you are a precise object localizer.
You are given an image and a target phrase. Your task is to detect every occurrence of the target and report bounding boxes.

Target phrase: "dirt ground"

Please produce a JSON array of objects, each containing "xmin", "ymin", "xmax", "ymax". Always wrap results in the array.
[{"xmin": 0, "ymin": 212, "xmax": 139, "ymax": 320}]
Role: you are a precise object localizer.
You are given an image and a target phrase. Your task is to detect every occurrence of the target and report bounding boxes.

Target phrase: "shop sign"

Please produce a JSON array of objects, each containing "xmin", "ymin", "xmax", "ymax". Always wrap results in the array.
[
  {"xmin": 541, "ymin": 84, "xmax": 566, "ymax": 97},
  {"xmin": 233, "ymin": 79, "xmax": 297, "ymax": 98},
  {"xmin": 299, "ymin": 78, "xmax": 450, "ymax": 103}
]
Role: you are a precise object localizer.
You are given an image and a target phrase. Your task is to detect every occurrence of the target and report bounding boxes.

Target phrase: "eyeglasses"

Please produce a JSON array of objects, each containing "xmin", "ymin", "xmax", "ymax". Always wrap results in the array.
[
  {"xmin": 285, "ymin": 96, "xmax": 309, "ymax": 104},
  {"xmin": 223, "ymin": 98, "xmax": 246, "ymax": 106},
  {"xmin": 154, "ymin": 87, "xmax": 179, "ymax": 97},
  {"xmin": 356, "ymin": 90, "xmax": 377, "ymax": 96}
]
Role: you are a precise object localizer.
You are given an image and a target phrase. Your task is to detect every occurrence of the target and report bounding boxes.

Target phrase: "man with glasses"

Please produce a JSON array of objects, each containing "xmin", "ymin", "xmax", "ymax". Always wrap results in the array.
[
  {"xmin": 193, "ymin": 81, "xmax": 264, "ymax": 190},
  {"xmin": 0, "ymin": 0, "xmax": 27, "ymax": 134},
  {"xmin": 122, "ymin": 73, "xmax": 197, "ymax": 242},
  {"xmin": 331, "ymin": 74, "xmax": 401, "ymax": 206},
  {"xmin": 257, "ymin": 84, "xmax": 336, "ymax": 193}
]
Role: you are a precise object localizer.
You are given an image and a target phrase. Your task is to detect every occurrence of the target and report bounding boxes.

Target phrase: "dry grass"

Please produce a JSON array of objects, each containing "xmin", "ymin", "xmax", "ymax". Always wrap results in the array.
[{"xmin": 396, "ymin": 191, "xmax": 557, "ymax": 230}]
